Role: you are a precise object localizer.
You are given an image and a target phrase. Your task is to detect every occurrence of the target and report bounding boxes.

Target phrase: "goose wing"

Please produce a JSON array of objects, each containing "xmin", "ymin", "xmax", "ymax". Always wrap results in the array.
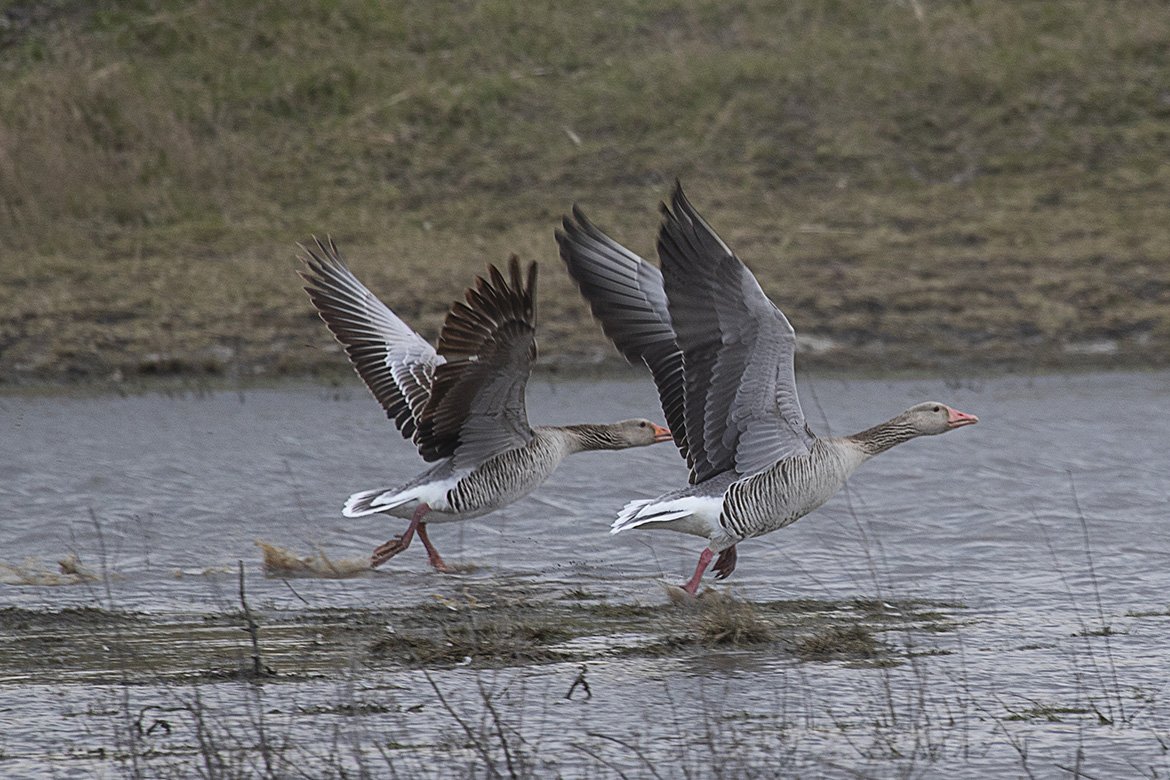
[
  {"xmin": 555, "ymin": 207, "xmax": 689, "ymax": 462},
  {"xmin": 298, "ymin": 237, "xmax": 440, "ymax": 444},
  {"xmin": 415, "ymin": 257, "xmax": 538, "ymax": 467},
  {"xmin": 657, "ymin": 182, "xmax": 813, "ymax": 482}
]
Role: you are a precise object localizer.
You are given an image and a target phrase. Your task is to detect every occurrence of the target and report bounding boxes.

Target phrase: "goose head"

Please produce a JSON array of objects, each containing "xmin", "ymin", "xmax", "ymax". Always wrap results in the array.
[
  {"xmin": 616, "ymin": 418, "xmax": 674, "ymax": 446},
  {"xmin": 560, "ymin": 419, "xmax": 672, "ymax": 451},
  {"xmin": 902, "ymin": 402, "xmax": 979, "ymax": 435}
]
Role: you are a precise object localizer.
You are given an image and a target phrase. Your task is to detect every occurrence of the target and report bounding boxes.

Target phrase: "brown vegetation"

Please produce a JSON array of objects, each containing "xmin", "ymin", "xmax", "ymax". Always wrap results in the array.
[{"xmin": 2, "ymin": 1, "xmax": 1169, "ymax": 383}]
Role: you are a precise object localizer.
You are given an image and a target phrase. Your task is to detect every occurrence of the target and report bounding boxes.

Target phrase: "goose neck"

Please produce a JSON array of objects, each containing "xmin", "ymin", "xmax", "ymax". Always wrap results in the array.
[
  {"xmin": 556, "ymin": 423, "xmax": 625, "ymax": 453},
  {"xmin": 845, "ymin": 418, "xmax": 921, "ymax": 457}
]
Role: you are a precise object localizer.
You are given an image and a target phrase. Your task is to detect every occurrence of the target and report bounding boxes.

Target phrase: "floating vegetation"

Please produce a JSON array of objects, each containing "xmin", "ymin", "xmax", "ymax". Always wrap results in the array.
[
  {"xmin": 795, "ymin": 625, "xmax": 884, "ymax": 662},
  {"xmin": 0, "ymin": 554, "xmax": 104, "ymax": 586},
  {"xmin": 256, "ymin": 540, "xmax": 371, "ymax": 579},
  {"xmin": 694, "ymin": 596, "xmax": 774, "ymax": 647},
  {"xmin": 585, "ymin": 602, "xmax": 660, "ymax": 619},
  {"xmin": 0, "ymin": 587, "xmax": 963, "ymax": 681},
  {"xmin": 372, "ymin": 611, "xmax": 573, "ymax": 667}
]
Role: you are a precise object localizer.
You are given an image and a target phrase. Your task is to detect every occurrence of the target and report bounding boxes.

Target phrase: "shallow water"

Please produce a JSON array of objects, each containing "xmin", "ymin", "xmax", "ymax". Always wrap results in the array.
[{"xmin": 2, "ymin": 372, "xmax": 1170, "ymax": 777}]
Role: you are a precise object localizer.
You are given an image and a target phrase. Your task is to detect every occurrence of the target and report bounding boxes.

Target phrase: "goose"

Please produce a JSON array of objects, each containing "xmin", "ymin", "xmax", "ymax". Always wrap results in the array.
[
  {"xmin": 556, "ymin": 183, "xmax": 978, "ymax": 595},
  {"xmin": 298, "ymin": 238, "xmax": 672, "ymax": 571}
]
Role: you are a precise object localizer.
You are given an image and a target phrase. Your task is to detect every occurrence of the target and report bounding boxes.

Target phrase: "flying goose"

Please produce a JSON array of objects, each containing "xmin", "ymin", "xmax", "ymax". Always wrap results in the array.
[
  {"xmin": 556, "ymin": 183, "xmax": 978, "ymax": 595},
  {"xmin": 299, "ymin": 238, "xmax": 672, "ymax": 571}
]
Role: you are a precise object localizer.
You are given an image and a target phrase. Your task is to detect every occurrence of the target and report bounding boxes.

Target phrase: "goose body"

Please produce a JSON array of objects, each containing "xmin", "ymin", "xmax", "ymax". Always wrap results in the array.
[
  {"xmin": 346, "ymin": 424, "xmax": 656, "ymax": 523},
  {"xmin": 299, "ymin": 240, "xmax": 670, "ymax": 570},
  {"xmin": 614, "ymin": 438, "xmax": 868, "ymax": 549},
  {"xmin": 557, "ymin": 183, "xmax": 978, "ymax": 594}
]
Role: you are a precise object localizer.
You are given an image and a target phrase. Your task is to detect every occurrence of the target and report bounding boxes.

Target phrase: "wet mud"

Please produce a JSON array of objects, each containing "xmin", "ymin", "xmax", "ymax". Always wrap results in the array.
[{"xmin": 0, "ymin": 587, "xmax": 963, "ymax": 686}]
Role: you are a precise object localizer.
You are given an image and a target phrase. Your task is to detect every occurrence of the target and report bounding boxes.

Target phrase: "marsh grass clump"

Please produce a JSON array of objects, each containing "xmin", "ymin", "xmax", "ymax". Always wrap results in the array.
[
  {"xmin": 0, "ymin": 604, "xmax": 140, "ymax": 631},
  {"xmin": 370, "ymin": 611, "xmax": 572, "ymax": 667},
  {"xmin": 694, "ymin": 597, "xmax": 774, "ymax": 647},
  {"xmin": 586, "ymin": 602, "xmax": 660, "ymax": 619},
  {"xmin": 795, "ymin": 624, "xmax": 883, "ymax": 662},
  {"xmin": 756, "ymin": 598, "xmax": 835, "ymax": 615},
  {"xmin": 563, "ymin": 588, "xmax": 603, "ymax": 601}
]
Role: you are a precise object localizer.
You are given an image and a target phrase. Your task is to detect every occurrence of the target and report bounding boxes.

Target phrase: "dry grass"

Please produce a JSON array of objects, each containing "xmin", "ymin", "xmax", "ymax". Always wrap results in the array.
[
  {"xmin": 255, "ymin": 540, "xmax": 371, "ymax": 579},
  {"xmin": 370, "ymin": 610, "xmax": 573, "ymax": 667},
  {"xmin": 0, "ymin": 553, "xmax": 104, "ymax": 585},
  {"xmin": 694, "ymin": 594, "xmax": 775, "ymax": 647},
  {"xmin": 2, "ymin": 1, "xmax": 1170, "ymax": 381},
  {"xmin": 795, "ymin": 624, "xmax": 884, "ymax": 661}
]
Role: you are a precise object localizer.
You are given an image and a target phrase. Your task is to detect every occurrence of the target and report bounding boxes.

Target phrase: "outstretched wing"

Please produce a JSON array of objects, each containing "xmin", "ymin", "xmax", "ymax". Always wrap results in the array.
[
  {"xmin": 415, "ymin": 257, "xmax": 538, "ymax": 467},
  {"xmin": 298, "ymin": 237, "xmax": 440, "ymax": 443},
  {"xmin": 556, "ymin": 207, "xmax": 689, "ymax": 465},
  {"xmin": 657, "ymin": 182, "xmax": 813, "ymax": 482}
]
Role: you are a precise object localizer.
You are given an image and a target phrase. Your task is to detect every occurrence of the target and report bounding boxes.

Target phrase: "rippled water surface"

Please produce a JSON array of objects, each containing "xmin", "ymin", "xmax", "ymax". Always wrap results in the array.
[{"xmin": 2, "ymin": 372, "xmax": 1169, "ymax": 777}]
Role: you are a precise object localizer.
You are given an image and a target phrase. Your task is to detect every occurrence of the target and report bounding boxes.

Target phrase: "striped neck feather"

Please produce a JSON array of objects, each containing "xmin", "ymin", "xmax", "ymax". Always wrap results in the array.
[
  {"xmin": 846, "ymin": 418, "xmax": 922, "ymax": 457},
  {"xmin": 559, "ymin": 423, "xmax": 630, "ymax": 452}
]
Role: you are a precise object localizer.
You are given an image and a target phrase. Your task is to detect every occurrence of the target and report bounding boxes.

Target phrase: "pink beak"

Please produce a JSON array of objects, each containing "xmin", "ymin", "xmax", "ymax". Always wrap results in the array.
[
  {"xmin": 651, "ymin": 424, "xmax": 673, "ymax": 443},
  {"xmin": 947, "ymin": 408, "xmax": 979, "ymax": 428}
]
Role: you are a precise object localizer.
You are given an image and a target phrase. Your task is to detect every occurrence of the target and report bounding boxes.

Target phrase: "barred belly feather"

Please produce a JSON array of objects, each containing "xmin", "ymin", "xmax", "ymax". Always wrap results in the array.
[
  {"xmin": 444, "ymin": 432, "xmax": 569, "ymax": 515},
  {"xmin": 720, "ymin": 440, "xmax": 866, "ymax": 541}
]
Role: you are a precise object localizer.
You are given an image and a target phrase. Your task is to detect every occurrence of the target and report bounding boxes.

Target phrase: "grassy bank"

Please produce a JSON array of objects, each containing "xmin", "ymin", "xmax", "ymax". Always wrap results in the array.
[{"xmin": 2, "ymin": 0, "xmax": 1168, "ymax": 382}]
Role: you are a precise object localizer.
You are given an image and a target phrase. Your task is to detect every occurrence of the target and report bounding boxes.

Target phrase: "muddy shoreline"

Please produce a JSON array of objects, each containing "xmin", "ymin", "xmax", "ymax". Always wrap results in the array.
[
  {"xmin": 0, "ymin": 587, "xmax": 964, "ymax": 686},
  {"xmin": 0, "ymin": 347, "xmax": 1164, "ymax": 398}
]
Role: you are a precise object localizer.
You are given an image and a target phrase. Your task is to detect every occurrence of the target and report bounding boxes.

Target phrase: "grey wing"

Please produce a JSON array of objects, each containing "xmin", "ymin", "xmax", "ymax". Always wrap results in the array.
[
  {"xmin": 555, "ymin": 206, "xmax": 689, "ymax": 463},
  {"xmin": 298, "ymin": 237, "xmax": 441, "ymax": 443},
  {"xmin": 656, "ymin": 182, "xmax": 813, "ymax": 482},
  {"xmin": 416, "ymin": 257, "xmax": 537, "ymax": 468}
]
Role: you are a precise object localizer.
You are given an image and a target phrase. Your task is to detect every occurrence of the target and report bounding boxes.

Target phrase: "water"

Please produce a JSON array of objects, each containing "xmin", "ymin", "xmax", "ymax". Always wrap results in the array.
[{"xmin": 2, "ymin": 372, "xmax": 1169, "ymax": 777}]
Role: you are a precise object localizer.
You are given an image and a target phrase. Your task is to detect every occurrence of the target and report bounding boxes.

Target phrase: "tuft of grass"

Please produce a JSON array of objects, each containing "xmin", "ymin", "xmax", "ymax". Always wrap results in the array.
[
  {"xmin": 695, "ymin": 597, "xmax": 774, "ymax": 647},
  {"xmin": 371, "ymin": 612, "xmax": 572, "ymax": 667},
  {"xmin": 586, "ymin": 602, "xmax": 661, "ymax": 619},
  {"xmin": 795, "ymin": 624, "xmax": 883, "ymax": 661},
  {"xmin": 562, "ymin": 588, "xmax": 603, "ymax": 601}
]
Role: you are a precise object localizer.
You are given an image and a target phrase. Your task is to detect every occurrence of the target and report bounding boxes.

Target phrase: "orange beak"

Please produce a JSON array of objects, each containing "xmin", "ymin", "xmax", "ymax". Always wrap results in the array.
[
  {"xmin": 651, "ymin": 424, "xmax": 673, "ymax": 443},
  {"xmin": 947, "ymin": 408, "xmax": 979, "ymax": 429}
]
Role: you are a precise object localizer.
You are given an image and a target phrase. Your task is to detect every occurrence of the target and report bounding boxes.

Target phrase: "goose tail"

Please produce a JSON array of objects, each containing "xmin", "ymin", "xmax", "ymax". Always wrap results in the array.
[
  {"xmin": 343, "ymin": 488, "xmax": 415, "ymax": 518},
  {"xmin": 611, "ymin": 498, "xmax": 694, "ymax": 534}
]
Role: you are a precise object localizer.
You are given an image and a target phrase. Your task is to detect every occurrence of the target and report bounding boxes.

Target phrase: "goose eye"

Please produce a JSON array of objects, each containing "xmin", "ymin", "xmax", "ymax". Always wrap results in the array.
[
  {"xmin": 932, "ymin": 405, "xmax": 941, "ymax": 413},
  {"xmin": 639, "ymin": 421, "xmax": 646, "ymax": 428}
]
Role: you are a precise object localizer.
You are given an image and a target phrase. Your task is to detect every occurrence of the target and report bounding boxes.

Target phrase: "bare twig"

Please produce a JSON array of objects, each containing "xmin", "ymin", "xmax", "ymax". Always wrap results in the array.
[
  {"xmin": 566, "ymin": 664, "xmax": 592, "ymax": 700},
  {"xmin": 477, "ymin": 677, "xmax": 519, "ymax": 779},
  {"xmin": 570, "ymin": 741, "xmax": 631, "ymax": 779},
  {"xmin": 1068, "ymin": 472, "xmax": 1126, "ymax": 723},
  {"xmin": 1054, "ymin": 764, "xmax": 1106, "ymax": 780},
  {"xmin": 585, "ymin": 731, "xmax": 665, "ymax": 780},
  {"xmin": 422, "ymin": 671, "xmax": 505, "ymax": 779},
  {"xmin": 282, "ymin": 577, "xmax": 310, "ymax": 605},
  {"xmin": 238, "ymin": 560, "xmax": 264, "ymax": 678},
  {"xmin": 88, "ymin": 508, "xmax": 142, "ymax": 778}
]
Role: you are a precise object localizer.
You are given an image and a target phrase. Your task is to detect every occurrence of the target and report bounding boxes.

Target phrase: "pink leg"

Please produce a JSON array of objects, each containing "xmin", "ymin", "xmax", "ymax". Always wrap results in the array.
[
  {"xmin": 370, "ymin": 503, "xmax": 429, "ymax": 568},
  {"xmin": 712, "ymin": 545, "xmax": 737, "ymax": 581},
  {"xmin": 416, "ymin": 523, "xmax": 451, "ymax": 573},
  {"xmin": 681, "ymin": 548, "xmax": 715, "ymax": 596}
]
